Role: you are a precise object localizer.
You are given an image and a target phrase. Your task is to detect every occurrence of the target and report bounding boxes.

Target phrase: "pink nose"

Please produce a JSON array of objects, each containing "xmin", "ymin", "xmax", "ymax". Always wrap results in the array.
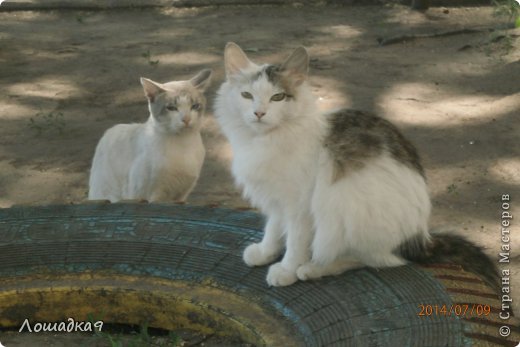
[
  {"xmin": 254, "ymin": 111, "xmax": 266, "ymax": 119},
  {"xmin": 182, "ymin": 117, "xmax": 191, "ymax": 125}
]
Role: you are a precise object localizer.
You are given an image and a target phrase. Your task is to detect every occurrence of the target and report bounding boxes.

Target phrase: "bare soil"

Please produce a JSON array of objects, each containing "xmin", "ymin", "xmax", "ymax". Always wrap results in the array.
[{"xmin": 0, "ymin": 3, "xmax": 519, "ymax": 346}]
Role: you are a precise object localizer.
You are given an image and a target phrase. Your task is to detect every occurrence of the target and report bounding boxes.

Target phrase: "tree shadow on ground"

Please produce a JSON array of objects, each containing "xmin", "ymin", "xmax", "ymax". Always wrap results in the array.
[{"xmin": 0, "ymin": 4, "xmax": 518, "ymax": 222}]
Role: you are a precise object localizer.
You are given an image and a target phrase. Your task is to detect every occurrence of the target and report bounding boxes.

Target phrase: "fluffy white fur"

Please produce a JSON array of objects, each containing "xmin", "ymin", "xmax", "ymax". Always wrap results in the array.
[
  {"xmin": 89, "ymin": 69, "xmax": 212, "ymax": 203},
  {"xmin": 214, "ymin": 43, "xmax": 431, "ymax": 287}
]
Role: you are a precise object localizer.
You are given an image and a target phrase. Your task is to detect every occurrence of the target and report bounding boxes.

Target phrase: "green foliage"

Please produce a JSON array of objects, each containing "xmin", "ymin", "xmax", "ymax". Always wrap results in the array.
[
  {"xmin": 142, "ymin": 50, "xmax": 160, "ymax": 66},
  {"xmin": 86, "ymin": 317, "xmax": 181, "ymax": 347},
  {"xmin": 492, "ymin": 0, "xmax": 520, "ymax": 27},
  {"xmin": 447, "ymin": 183, "xmax": 458, "ymax": 195},
  {"xmin": 27, "ymin": 111, "xmax": 66, "ymax": 135}
]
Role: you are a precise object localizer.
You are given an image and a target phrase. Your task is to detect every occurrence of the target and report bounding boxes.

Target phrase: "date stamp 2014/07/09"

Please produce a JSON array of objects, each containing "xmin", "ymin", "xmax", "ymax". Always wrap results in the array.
[{"xmin": 418, "ymin": 303, "xmax": 491, "ymax": 317}]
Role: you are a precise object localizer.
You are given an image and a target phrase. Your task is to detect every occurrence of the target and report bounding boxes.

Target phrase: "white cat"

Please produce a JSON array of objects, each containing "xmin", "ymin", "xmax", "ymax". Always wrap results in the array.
[
  {"xmin": 88, "ymin": 69, "xmax": 212, "ymax": 203},
  {"xmin": 214, "ymin": 43, "xmax": 499, "ymax": 289}
]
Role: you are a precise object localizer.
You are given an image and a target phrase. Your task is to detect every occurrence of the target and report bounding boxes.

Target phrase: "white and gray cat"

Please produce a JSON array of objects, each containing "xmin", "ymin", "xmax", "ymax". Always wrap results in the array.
[
  {"xmin": 89, "ymin": 69, "xmax": 212, "ymax": 203},
  {"xmin": 214, "ymin": 43, "xmax": 499, "ymax": 289}
]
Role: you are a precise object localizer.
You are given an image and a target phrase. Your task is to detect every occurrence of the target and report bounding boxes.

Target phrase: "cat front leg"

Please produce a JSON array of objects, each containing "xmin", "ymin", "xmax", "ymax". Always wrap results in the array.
[
  {"xmin": 175, "ymin": 177, "xmax": 198, "ymax": 203},
  {"xmin": 243, "ymin": 212, "xmax": 284, "ymax": 267},
  {"xmin": 296, "ymin": 205, "xmax": 360, "ymax": 281},
  {"xmin": 266, "ymin": 213, "xmax": 313, "ymax": 287},
  {"xmin": 127, "ymin": 159, "xmax": 152, "ymax": 200}
]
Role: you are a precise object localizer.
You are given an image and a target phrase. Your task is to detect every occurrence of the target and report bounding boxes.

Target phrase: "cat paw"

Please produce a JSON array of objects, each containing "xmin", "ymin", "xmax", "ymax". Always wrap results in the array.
[
  {"xmin": 296, "ymin": 262, "xmax": 324, "ymax": 281},
  {"xmin": 243, "ymin": 243, "xmax": 279, "ymax": 267},
  {"xmin": 266, "ymin": 263, "xmax": 298, "ymax": 287}
]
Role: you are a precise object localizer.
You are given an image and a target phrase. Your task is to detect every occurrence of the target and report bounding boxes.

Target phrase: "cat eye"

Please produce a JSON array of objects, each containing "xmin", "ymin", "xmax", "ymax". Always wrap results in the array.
[
  {"xmin": 166, "ymin": 105, "xmax": 178, "ymax": 111},
  {"xmin": 241, "ymin": 91, "xmax": 253, "ymax": 100},
  {"xmin": 270, "ymin": 93, "xmax": 286, "ymax": 102},
  {"xmin": 191, "ymin": 103, "xmax": 201, "ymax": 111}
]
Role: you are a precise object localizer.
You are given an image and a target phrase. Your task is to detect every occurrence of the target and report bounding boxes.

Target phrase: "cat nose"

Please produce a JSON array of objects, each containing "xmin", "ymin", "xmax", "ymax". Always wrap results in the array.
[
  {"xmin": 182, "ymin": 116, "xmax": 191, "ymax": 126},
  {"xmin": 254, "ymin": 111, "xmax": 266, "ymax": 119}
]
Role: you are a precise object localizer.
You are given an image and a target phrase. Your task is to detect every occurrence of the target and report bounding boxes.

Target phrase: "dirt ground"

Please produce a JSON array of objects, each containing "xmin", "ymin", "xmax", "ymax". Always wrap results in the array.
[{"xmin": 0, "ymin": 2, "xmax": 519, "ymax": 345}]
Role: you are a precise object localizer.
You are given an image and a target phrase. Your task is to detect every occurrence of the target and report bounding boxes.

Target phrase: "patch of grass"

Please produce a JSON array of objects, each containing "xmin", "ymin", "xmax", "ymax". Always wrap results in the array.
[
  {"xmin": 483, "ymin": 30, "xmax": 516, "ymax": 57},
  {"xmin": 87, "ymin": 314, "xmax": 181, "ymax": 347},
  {"xmin": 100, "ymin": 325, "xmax": 181, "ymax": 347},
  {"xmin": 447, "ymin": 183, "xmax": 458, "ymax": 195},
  {"xmin": 142, "ymin": 50, "xmax": 160, "ymax": 66},
  {"xmin": 492, "ymin": 0, "xmax": 520, "ymax": 27},
  {"xmin": 27, "ymin": 111, "xmax": 66, "ymax": 135}
]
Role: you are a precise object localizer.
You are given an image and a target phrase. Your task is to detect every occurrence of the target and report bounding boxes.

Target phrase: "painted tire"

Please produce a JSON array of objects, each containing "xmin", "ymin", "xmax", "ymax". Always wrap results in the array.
[{"xmin": 0, "ymin": 203, "xmax": 518, "ymax": 346}]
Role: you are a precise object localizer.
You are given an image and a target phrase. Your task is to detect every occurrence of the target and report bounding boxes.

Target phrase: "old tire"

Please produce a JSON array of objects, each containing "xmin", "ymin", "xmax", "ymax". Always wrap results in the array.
[{"xmin": 0, "ymin": 203, "xmax": 518, "ymax": 346}]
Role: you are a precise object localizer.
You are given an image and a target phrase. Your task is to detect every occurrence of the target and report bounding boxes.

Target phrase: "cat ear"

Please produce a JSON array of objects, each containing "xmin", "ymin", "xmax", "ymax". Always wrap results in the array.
[
  {"xmin": 279, "ymin": 46, "xmax": 309, "ymax": 86},
  {"xmin": 140, "ymin": 78, "xmax": 165, "ymax": 103},
  {"xmin": 224, "ymin": 42, "xmax": 253, "ymax": 78},
  {"xmin": 190, "ymin": 69, "xmax": 212, "ymax": 91}
]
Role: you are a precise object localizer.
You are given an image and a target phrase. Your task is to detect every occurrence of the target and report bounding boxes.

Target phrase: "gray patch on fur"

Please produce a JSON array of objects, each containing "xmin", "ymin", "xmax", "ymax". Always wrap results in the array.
[
  {"xmin": 263, "ymin": 64, "xmax": 281, "ymax": 83},
  {"xmin": 251, "ymin": 64, "xmax": 296, "ymax": 99},
  {"xmin": 153, "ymin": 90, "xmax": 205, "ymax": 122},
  {"xmin": 396, "ymin": 233, "xmax": 429, "ymax": 260},
  {"xmin": 324, "ymin": 109, "xmax": 424, "ymax": 180},
  {"xmin": 399, "ymin": 232, "xmax": 501, "ymax": 293}
]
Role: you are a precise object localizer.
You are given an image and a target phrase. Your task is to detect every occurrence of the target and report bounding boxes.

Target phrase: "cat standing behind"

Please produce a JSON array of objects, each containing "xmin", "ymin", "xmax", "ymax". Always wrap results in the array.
[
  {"xmin": 89, "ymin": 69, "xmax": 212, "ymax": 203},
  {"xmin": 214, "ymin": 43, "xmax": 498, "ymax": 290}
]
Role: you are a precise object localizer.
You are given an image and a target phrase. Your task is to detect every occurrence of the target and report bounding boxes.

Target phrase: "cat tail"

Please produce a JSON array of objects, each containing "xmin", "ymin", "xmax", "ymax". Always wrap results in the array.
[{"xmin": 399, "ymin": 232, "xmax": 501, "ymax": 293}]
